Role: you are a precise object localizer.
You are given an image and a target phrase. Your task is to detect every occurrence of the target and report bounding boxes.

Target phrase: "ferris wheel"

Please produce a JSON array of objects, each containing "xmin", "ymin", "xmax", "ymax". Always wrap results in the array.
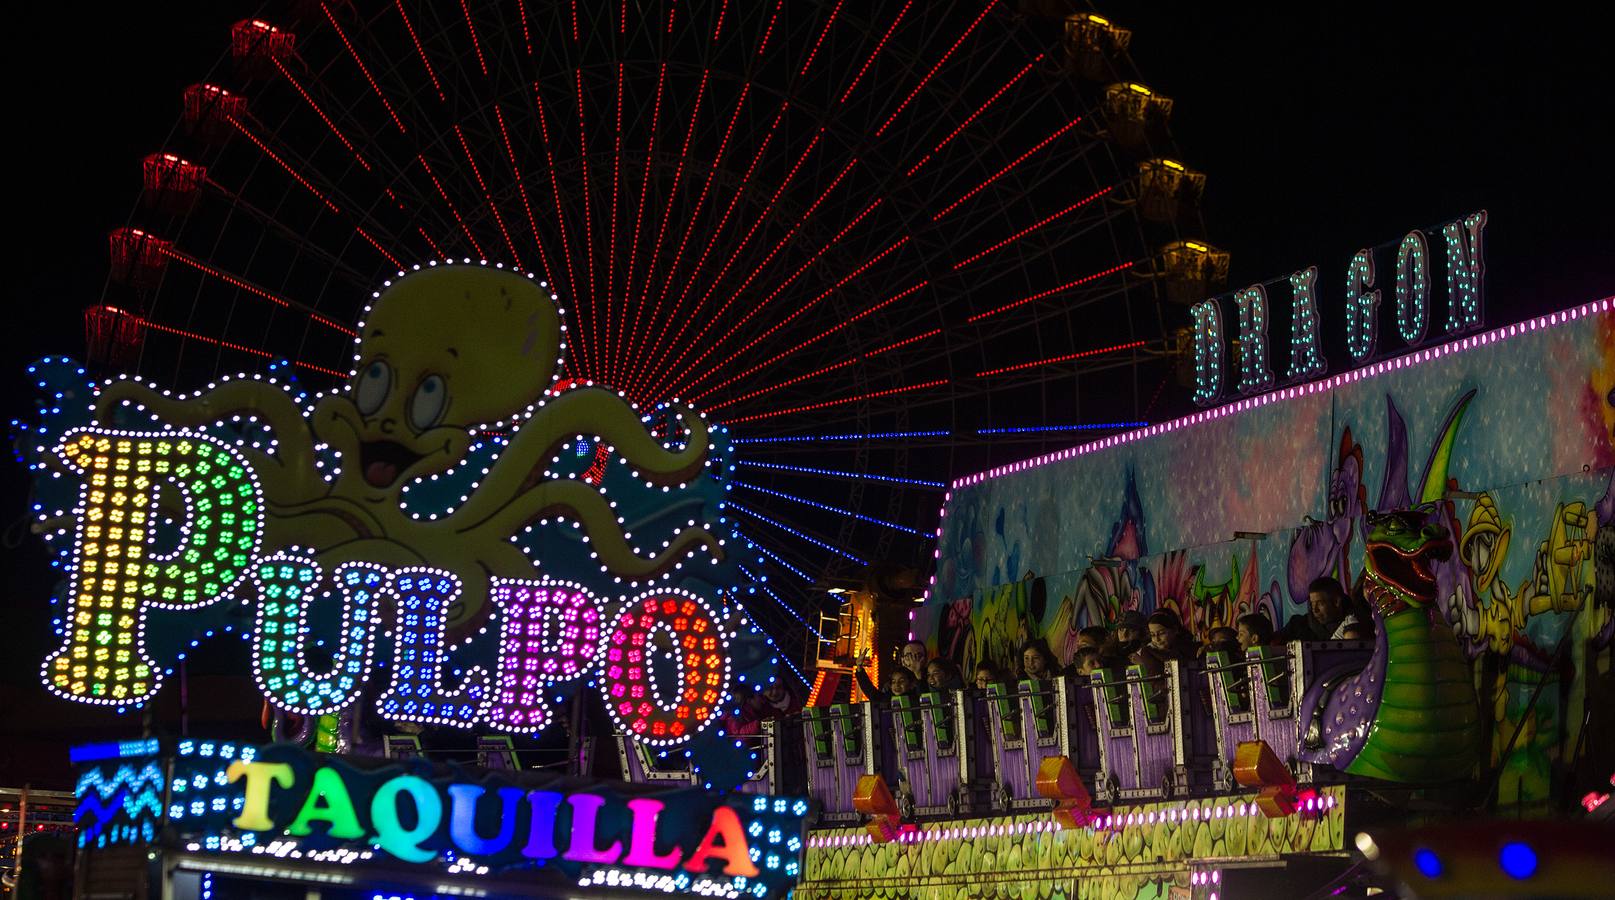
[{"xmin": 87, "ymin": 1, "xmax": 1219, "ymax": 661}]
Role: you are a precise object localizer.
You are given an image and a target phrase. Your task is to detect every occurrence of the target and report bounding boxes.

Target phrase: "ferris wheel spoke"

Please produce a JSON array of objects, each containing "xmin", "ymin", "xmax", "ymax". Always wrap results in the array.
[
  {"xmin": 392, "ymin": 1, "xmax": 446, "ymax": 102},
  {"xmin": 625, "ymin": 78, "xmax": 754, "ymax": 393},
  {"xmin": 647, "ymin": 118, "xmax": 824, "ymax": 385},
  {"xmin": 414, "ymin": 154, "xmax": 486, "ymax": 258},
  {"xmin": 450, "ymin": 126, "xmax": 526, "ymax": 270},
  {"xmin": 456, "ymin": 0, "xmax": 492, "ymax": 78},
  {"xmin": 728, "ymin": 503, "xmax": 868, "ymax": 568},
  {"xmin": 615, "ymin": 62, "xmax": 668, "ymax": 384},
  {"xmin": 221, "ymin": 115, "xmax": 411, "ymax": 271},
  {"xmin": 157, "ymin": 247, "xmax": 355, "ymax": 339},
  {"xmin": 531, "ymin": 92, "xmax": 589, "ymax": 368},
  {"xmin": 316, "ymin": 4, "xmax": 408, "ymax": 134},
  {"xmin": 872, "ymin": 0, "xmax": 997, "ymax": 139},
  {"xmin": 656, "ymin": 188, "xmax": 887, "ymax": 401},
  {"xmin": 646, "ymin": 151, "xmax": 857, "ymax": 398},
  {"xmin": 735, "ymin": 460, "xmax": 945, "ymax": 490},
  {"xmin": 622, "ymin": 70, "xmax": 710, "ymax": 389},
  {"xmin": 634, "ymin": 100, "xmax": 786, "ymax": 387},
  {"xmin": 491, "ymin": 106, "xmax": 558, "ymax": 289},
  {"xmin": 676, "ymin": 234, "xmax": 915, "ymax": 402},
  {"xmin": 571, "ymin": 70, "xmax": 600, "ymax": 354}
]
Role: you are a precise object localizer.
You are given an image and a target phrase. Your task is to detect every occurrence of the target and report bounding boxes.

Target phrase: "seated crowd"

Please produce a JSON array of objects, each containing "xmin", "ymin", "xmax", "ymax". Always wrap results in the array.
[{"xmin": 850, "ymin": 575, "xmax": 1373, "ymax": 701}]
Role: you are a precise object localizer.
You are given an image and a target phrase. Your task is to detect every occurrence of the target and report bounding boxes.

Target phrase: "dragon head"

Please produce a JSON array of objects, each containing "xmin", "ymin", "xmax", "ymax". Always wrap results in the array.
[{"xmin": 1363, "ymin": 508, "xmax": 1453, "ymax": 615}]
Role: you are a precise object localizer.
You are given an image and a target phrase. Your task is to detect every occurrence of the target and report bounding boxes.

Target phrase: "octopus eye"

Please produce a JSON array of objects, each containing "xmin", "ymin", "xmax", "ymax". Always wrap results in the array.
[
  {"xmin": 355, "ymin": 361, "xmax": 391, "ymax": 416},
  {"xmin": 409, "ymin": 375, "xmax": 448, "ymax": 431}
]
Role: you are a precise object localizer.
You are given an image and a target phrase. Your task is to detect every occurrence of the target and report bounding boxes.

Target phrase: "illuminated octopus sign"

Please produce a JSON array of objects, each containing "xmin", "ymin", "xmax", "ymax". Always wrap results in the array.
[{"xmin": 26, "ymin": 265, "xmax": 768, "ymax": 763}]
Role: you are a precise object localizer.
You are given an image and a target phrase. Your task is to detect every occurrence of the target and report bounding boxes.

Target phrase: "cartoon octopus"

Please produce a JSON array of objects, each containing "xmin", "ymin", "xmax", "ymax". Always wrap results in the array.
[{"xmin": 95, "ymin": 265, "xmax": 721, "ymax": 636}]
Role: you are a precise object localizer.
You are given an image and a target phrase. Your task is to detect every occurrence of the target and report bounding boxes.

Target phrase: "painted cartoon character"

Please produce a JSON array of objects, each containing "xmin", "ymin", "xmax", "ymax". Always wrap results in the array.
[
  {"xmin": 94, "ymin": 265, "xmax": 721, "ymax": 637},
  {"xmin": 1298, "ymin": 509, "xmax": 1479, "ymax": 782},
  {"xmin": 1288, "ymin": 429, "xmax": 1366, "ymax": 608}
]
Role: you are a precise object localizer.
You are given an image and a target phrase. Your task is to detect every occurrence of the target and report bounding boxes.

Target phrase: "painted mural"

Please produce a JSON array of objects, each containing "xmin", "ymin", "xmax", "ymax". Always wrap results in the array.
[{"xmin": 915, "ymin": 304, "xmax": 1615, "ymax": 809}]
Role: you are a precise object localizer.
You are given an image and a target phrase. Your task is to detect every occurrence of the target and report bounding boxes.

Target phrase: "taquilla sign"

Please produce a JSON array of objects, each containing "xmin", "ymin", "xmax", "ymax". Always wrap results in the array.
[{"xmin": 74, "ymin": 739, "xmax": 810, "ymax": 897}]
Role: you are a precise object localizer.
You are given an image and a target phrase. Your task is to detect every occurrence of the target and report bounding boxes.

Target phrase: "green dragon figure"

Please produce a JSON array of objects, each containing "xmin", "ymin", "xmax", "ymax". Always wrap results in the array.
[{"xmin": 1299, "ymin": 509, "xmax": 1480, "ymax": 781}]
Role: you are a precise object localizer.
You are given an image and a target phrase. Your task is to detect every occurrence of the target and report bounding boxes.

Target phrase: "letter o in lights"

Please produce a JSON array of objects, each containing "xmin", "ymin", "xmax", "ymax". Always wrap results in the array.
[{"xmin": 598, "ymin": 588, "xmax": 731, "ymax": 746}]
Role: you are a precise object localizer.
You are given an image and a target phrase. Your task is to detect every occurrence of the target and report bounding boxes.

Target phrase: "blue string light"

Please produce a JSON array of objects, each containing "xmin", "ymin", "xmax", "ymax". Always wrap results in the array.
[
  {"xmin": 738, "ymin": 564, "xmax": 824, "ymax": 640},
  {"xmin": 728, "ymin": 504, "xmax": 868, "ymax": 566},
  {"xmin": 975, "ymin": 422, "xmax": 1147, "ymax": 435},
  {"xmin": 752, "ymin": 541, "xmax": 813, "ymax": 583},
  {"xmin": 733, "ymin": 482, "xmax": 928, "ymax": 536},
  {"xmin": 732, "ymin": 430, "xmax": 950, "ymax": 444},
  {"xmin": 736, "ymin": 460, "xmax": 945, "ymax": 488}
]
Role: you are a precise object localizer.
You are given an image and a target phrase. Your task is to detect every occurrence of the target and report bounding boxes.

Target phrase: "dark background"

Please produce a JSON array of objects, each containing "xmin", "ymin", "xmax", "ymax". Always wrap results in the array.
[{"xmin": 3, "ymin": 2, "xmax": 1610, "ymax": 786}]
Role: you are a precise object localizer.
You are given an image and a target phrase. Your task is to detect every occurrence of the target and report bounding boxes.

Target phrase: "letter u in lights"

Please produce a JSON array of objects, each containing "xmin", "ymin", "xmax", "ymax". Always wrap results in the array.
[{"xmin": 251, "ymin": 554, "xmax": 382, "ymax": 716}]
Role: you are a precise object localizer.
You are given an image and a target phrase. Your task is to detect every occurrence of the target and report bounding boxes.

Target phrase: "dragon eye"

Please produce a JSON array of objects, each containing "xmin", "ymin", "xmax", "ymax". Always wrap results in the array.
[
  {"xmin": 354, "ymin": 361, "xmax": 391, "ymax": 415},
  {"xmin": 409, "ymin": 375, "xmax": 448, "ymax": 431}
]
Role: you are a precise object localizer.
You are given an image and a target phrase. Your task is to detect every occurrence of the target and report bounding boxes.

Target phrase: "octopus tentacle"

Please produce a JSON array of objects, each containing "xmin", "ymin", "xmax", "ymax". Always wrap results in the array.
[
  {"xmin": 96, "ymin": 378, "xmax": 320, "ymax": 506},
  {"xmin": 452, "ymin": 478, "xmax": 721, "ymax": 578},
  {"xmin": 454, "ymin": 387, "xmax": 708, "ymax": 526}
]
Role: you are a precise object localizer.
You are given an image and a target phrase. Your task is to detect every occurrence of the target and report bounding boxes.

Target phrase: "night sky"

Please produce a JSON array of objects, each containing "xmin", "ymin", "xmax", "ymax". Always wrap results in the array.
[{"xmin": 2, "ymin": 2, "xmax": 1609, "ymax": 780}]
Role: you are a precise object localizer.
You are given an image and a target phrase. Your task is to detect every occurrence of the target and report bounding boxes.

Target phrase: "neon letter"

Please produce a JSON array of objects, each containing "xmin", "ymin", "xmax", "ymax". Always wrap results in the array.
[
  {"xmin": 1286, "ymin": 266, "xmax": 1325, "ymax": 380},
  {"xmin": 286, "ymin": 767, "xmax": 365, "ymax": 840},
  {"xmin": 447, "ymin": 784, "xmax": 524, "ymax": 855},
  {"xmin": 520, "ymin": 790, "xmax": 563, "ymax": 860},
  {"xmin": 44, "ymin": 430, "xmax": 262, "ymax": 705},
  {"xmin": 485, "ymin": 579, "xmax": 605, "ymax": 732},
  {"xmin": 1394, "ymin": 229, "xmax": 1430, "ymax": 344},
  {"xmin": 562, "ymin": 794, "xmax": 622, "ymax": 864},
  {"xmin": 622, "ymin": 798, "xmax": 682, "ymax": 868},
  {"xmin": 1189, "ymin": 299, "xmax": 1223, "ymax": 406},
  {"xmin": 682, "ymin": 807, "xmax": 759, "ymax": 877},
  {"xmin": 371, "ymin": 775, "xmax": 443, "ymax": 863},
  {"xmin": 227, "ymin": 761, "xmax": 293, "ymax": 831},
  {"xmin": 1443, "ymin": 209, "xmax": 1487, "ymax": 332},
  {"xmin": 599, "ymin": 590, "xmax": 732, "ymax": 746},
  {"xmin": 1345, "ymin": 248, "xmax": 1380, "ymax": 361},
  {"xmin": 1233, "ymin": 284, "xmax": 1273, "ymax": 393},
  {"xmin": 252, "ymin": 556, "xmax": 383, "ymax": 715},
  {"xmin": 378, "ymin": 570, "xmax": 488, "ymax": 727}
]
